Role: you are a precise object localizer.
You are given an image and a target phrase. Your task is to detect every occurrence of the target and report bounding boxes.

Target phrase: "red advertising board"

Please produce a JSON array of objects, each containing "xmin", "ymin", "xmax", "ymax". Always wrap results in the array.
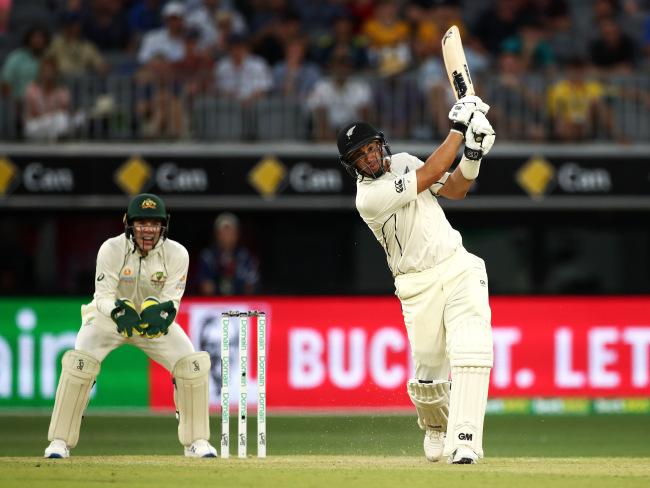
[{"xmin": 149, "ymin": 297, "xmax": 650, "ymax": 411}]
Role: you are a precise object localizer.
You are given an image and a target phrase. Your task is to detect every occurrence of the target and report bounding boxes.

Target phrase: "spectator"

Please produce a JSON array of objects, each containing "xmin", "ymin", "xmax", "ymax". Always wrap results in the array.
[
  {"xmin": 251, "ymin": 12, "xmax": 302, "ymax": 66},
  {"xmin": 589, "ymin": 17, "xmax": 638, "ymax": 74},
  {"xmin": 272, "ymin": 36, "xmax": 321, "ymax": 100},
  {"xmin": 175, "ymin": 27, "xmax": 214, "ymax": 97},
  {"xmin": 0, "ymin": 0, "xmax": 10, "ymax": 35},
  {"xmin": 347, "ymin": 0, "xmax": 376, "ymax": 30},
  {"xmin": 501, "ymin": 19, "xmax": 556, "ymax": 72},
  {"xmin": 291, "ymin": 0, "xmax": 348, "ymax": 39},
  {"xmin": 417, "ymin": 33, "xmax": 454, "ymax": 138},
  {"xmin": 138, "ymin": 1, "xmax": 186, "ymax": 65},
  {"xmin": 23, "ymin": 57, "xmax": 77, "ymax": 141},
  {"xmin": 213, "ymin": 34, "xmax": 272, "ymax": 103},
  {"xmin": 47, "ymin": 11, "xmax": 108, "ymax": 77},
  {"xmin": 197, "ymin": 212, "xmax": 260, "ymax": 296},
  {"xmin": 307, "ymin": 52, "xmax": 372, "ymax": 140},
  {"xmin": 185, "ymin": 0, "xmax": 247, "ymax": 53},
  {"xmin": 486, "ymin": 51, "xmax": 546, "ymax": 141},
  {"xmin": 525, "ymin": 0, "xmax": 581, "ymax": 65},
  {"xmin": 248, "ymin": 0, "xmax": 293, "ymax": 35},
  {"xmin": 471, "ymin": 0, "xmax": 526, "ymax": 56},
  {"xmin": 1, "ymin": 26, "xmax": 50, "ymax": 101},
  {"xmin": 546, "ymin": 57, "xmax": 613, "ymax": 141},
  {"xmin": 80, "ymin": 0, "xmax": 131, "ymax": 51},
  {"xmin": 643, "ymin": 14, "xmax": 650, "ymax": 67},
  {"xmin": 129, "ymin": 0, "xmax": 163, "ymax": 39},
  {"xmin": 312, "ymin": 14, "xmax": 368, "ymax": 69},
  {"xmin": 135, "ymin": 52, "xmax": 187, "ymax": 139},
  {"xmin": 361, "ymin": 0, "xmax": 411, "ymax": 77},
  {"xmin": 411, "ymin": 0, "xmax": 465, "ymax": 60}
]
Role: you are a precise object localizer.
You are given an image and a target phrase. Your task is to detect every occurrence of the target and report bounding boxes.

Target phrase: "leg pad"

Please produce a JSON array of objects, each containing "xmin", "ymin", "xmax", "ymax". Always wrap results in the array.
[
  {"xmin": 48, "ymin": 350, "xmax": 101, "ymax": 448},
  {"xmin": 407, "ymin": 379, "xmax": 450, "ymax": 431},
  {"xmin": 443, "ymin": 366, "xmax": 491, "ymax": 458},
  {"xmin": 173, "ymin": 352, "xmax": 211, "ymax": 446}
]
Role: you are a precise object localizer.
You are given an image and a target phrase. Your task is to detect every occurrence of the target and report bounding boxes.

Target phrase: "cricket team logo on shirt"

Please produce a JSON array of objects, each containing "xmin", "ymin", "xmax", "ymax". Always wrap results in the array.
[
  {"xmin": 150, "ymin": 271, "xmax": 167, "ymax": 289},
  {"xmin": 120, "ymin": 266, "xmax": 135, "ymax": 283}
]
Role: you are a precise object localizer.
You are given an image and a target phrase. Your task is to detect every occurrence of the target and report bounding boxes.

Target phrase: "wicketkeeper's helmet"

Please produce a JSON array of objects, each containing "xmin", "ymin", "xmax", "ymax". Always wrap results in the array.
[
  {"xmin": 123, "ymin": 193, "xmax": 170, "ymax": 241},
  {"xmin": 337, "ymin": 121, "xmax": 391, "ymax": 179}
]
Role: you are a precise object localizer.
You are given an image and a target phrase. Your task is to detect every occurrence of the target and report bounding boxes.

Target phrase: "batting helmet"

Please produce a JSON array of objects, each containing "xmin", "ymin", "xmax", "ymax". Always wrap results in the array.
[
  {"xmin": 124, "ymin": 193, "xmax": 170, "ymax": 241},
  {"xmin": 337, "ymin": 121, "xmax": 391, "ymax": 179}
]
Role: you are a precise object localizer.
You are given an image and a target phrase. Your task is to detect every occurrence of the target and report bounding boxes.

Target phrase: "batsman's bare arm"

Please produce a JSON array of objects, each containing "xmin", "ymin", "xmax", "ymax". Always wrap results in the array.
[
  {"xmin": 437, "ymin": 165, "xmax": 475, "ymax": 200},
  {"xmin": 415, "ymin": 131, "xmax": 463, "ymax": 193}
]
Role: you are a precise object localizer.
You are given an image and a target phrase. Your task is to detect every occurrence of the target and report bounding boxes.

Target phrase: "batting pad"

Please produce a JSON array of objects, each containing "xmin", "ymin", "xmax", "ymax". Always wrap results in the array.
[
  {"xmin": 407, "ymin": 379, "xmax": 450, "ymax": 431},
  {"xmin": 447, "ymin": 316, "xmax": 493, "ymax": 368},
  {"xmin": 173, "ymin": 352, "xmax": 211, "ymax": 446},
  {"xmin": 48, "ymin": 350, "xmax": 101, "ymax": 448},
  {"xmin": 443, "ymin": 366, "xmax": 490, "ymax": 458}
]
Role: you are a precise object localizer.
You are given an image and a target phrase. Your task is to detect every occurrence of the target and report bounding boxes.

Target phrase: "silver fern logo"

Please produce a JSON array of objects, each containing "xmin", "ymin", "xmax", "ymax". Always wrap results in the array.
[{"xmin": 346, "ymin": 125, "xmax": 356, "ymax": 138}]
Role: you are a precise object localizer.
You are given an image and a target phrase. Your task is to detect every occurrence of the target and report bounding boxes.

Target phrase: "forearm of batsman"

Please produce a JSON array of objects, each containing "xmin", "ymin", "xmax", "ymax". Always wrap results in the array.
[
  {"xmin": 415, "ymin": 131, "xmax": 463, "ymax": 193},
  {"xmin": 437, "ymin": 167, "xmax": 474, "ymax": 200}
]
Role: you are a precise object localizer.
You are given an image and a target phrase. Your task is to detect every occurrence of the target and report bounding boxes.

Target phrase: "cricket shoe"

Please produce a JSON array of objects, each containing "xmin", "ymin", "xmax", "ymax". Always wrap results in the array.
[
  {"xmin": 423, "ymin": 429, "xmax": 445, "ymax": 462},
  {"xmin": 184, "ymin": 439, "xmax": 217, "ymax": 458},
  {"xmin": 44, "ymin": 439, "xmax": 70, "ymax": 459},
  {"xmin": 448, "ymin": 445, "xmax": 478, "ymax": 464}
]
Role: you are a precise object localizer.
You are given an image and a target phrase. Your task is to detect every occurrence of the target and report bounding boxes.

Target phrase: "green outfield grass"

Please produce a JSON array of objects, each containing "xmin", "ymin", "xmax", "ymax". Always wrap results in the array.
[{"xmin": 0, "ymin": 414, "xmax": 649, "ymax": 487}]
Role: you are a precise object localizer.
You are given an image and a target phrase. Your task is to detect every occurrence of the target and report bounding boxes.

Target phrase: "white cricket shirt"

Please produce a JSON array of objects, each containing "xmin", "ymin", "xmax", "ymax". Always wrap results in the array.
[
  {"xmin": 91, "ymin": 234, "xmax": 189, "ymax": 317},
  {"xmin": 356, "ymin": 152, "xmax": 463, "ymax": 277}
]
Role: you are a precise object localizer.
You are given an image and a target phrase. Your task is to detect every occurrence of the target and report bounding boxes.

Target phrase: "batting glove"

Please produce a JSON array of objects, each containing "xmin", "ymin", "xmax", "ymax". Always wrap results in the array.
[
  {"xmin": 459, "ymin": 112, "xmax": 496, "ymax": 180},
  {"xmin": 449, "ymin": 95, "xmax": 490, "ymax": 136}
]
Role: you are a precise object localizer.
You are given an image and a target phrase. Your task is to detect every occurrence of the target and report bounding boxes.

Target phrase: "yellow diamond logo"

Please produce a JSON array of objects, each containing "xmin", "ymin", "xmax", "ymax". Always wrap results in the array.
[
  {"xmin": 115, "ymin": 156, "xmax": 152, "ymax": 195},
  {"xmin": 248, "ymin": 156, "xmax": 286, "ymax": 197},
  {"xmin": 516, "ymin": 155, "xmax": 555, "ymax": 198},
  {"xmin": 0, "ymin": 157, "xmax": 18, "ymax": 196}
]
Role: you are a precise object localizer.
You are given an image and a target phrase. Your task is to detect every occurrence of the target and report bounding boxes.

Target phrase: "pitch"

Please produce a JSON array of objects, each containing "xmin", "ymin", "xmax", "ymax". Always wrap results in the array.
[{"xmin": 1, "ymin": 414, "xmax": 648, "ymax": 488}]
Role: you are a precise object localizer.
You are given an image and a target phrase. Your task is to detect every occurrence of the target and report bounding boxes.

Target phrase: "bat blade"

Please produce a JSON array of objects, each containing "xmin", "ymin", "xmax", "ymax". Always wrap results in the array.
[{"xmin": 441, "ymin": 25, "xmax": 475, "ymax": 100}]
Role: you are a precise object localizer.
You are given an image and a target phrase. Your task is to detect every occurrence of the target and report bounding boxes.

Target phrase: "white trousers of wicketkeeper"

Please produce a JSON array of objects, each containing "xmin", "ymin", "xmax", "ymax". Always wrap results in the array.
[
  {"xmin": 395, "ymin": 246, "xmax": 493, "ymax": 457},
  {"xmin": 47, "ymin": 304, "xmax": 211, "ymax": 449},
  {"xmin": 75, "ymin": 304, "xmax": 195, "ymax": 371}
]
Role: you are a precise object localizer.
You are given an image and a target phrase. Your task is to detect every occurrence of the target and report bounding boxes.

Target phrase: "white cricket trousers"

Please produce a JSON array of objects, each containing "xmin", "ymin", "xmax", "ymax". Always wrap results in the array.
[
  {"xmin": 75, "ymin": 304, "xmax": 195, "ymax": 372},
  {"xmin": 394, "ymin": 246, "xmax": 492, "ymax": 381}
]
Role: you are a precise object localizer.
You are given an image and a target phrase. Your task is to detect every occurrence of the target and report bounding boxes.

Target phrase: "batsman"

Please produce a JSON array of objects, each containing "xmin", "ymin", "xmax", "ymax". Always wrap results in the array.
[
  {"xmin": 337, "ymin": 96, "xmax": 495, "ymax": 464},
  {"xmin": 44, "ymin": 193, "xmax": 217, "ymax": 459}
]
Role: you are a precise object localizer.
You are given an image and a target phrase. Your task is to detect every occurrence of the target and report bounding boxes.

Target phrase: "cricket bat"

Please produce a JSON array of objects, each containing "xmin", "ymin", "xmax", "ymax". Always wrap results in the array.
[{"xmin": 441, "ymin": 25, "xmax": 474, "ymax": 100}]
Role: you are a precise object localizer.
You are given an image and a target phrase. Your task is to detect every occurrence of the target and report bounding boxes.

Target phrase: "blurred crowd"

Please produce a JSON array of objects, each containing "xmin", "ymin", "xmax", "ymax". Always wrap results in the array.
[{"xmin": 1, "ymin": 0, "xmax": 650, "ymax": 142}]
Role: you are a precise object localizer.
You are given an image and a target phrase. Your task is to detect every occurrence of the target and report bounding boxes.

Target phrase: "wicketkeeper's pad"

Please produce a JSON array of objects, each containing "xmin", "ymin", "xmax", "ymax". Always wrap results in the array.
[
  {"xmin": 407, "ymin": 379, "xmax": 450, "ymax": 431},
  {"xmin": 48, "ymin": 349, "xmax": 101, "ymax": 447},
  {"xmin": 173, "ymin": 352, "xmax": 211, "ymax": 446}
]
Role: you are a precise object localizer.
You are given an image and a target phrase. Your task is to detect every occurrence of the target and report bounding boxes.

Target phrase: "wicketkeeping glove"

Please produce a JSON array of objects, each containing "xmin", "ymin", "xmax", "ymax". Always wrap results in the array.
[
  {"xmin": 111, "ymin": 298, "xmax": 144, "ymax": 338},
  {"xmin": 139, "ymin": 297, "xmax": 177, "ymax": 338}
]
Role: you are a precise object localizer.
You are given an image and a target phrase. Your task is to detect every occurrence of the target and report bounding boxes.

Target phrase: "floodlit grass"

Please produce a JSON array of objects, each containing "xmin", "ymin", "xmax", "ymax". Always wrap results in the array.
[{"xmin": 0, "ymin": 414, "xmax": 649, "ymax": 487}]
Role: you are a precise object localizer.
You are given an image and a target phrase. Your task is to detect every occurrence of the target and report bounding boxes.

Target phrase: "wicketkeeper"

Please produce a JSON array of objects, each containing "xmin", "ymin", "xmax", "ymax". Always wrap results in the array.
[
  {"xmin": 337, "ymin": 96, "xmax": 496, "ymax": 464},
  {"xmin": 44, "ymin": 193, "xmax": 217, "ymax": 458}
]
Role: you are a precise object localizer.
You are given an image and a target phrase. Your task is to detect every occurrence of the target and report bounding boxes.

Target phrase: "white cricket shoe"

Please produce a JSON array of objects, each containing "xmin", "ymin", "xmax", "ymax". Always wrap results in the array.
[
  {"xmin": 44, "ymin": 439, "xmax": 70, "ymax": 459},
  {"xmin": 448, "ymin": 445, "xmax": 479, "ymax": 464},
  {"xmin": 184, "ymin": 439, "xmax": 217, "ymax": 458},
  {"xmin": 423, "ymin": 429, "xmax": 445, "ymax": 462}
]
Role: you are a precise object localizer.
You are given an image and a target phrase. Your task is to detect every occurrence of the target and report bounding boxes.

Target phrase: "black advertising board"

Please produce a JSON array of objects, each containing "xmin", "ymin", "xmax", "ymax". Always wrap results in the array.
[{"xmin": 0, "ymin": 144, "xmax": 648, "ymax": 210}]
